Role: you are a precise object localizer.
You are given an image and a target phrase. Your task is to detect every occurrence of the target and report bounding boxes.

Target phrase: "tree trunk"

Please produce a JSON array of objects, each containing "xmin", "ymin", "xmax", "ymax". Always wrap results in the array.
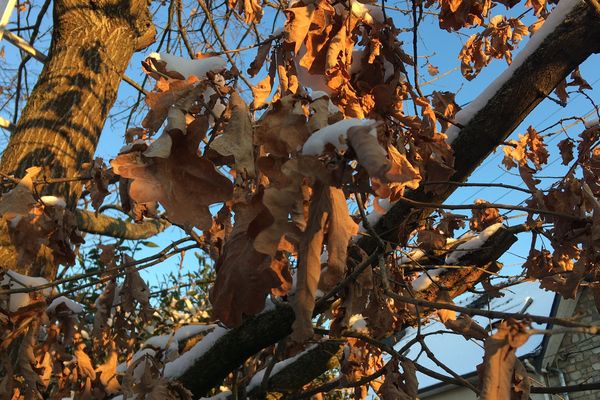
[{"xmin": 0, "ymin": 0, "xmax": 155, "ymax": 278}]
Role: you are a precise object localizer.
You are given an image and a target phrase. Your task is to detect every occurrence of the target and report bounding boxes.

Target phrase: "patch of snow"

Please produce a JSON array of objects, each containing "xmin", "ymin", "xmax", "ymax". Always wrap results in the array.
[
  {"xmin": 348, "ymin": 314, "xmax": 369, "ymax": 333},
  {"xmin": 334, "ymin": 1, "xmax": 384, "ymax": 24},
  {"xmin": 354, "ymin": 197, "xmax": 393, "ymax": 241},
  {"xmin": 119, "ymin": 324, "xmax": 219, "ymax": 373},
  {"xmin": 261, "ymin": 297, "xmax": 276, "ymax": 313},
  {"xmin": 143, "ymin": 131, "xmax": 172, "ymax": 158},
  {"xmin": 445, "ymin": 223, "xmax": 504, "ymax": 265},
  {"xmin": 409, "ymin": 223, "xmax": 504, "ymax": 291},
  {"xmin": 411, "ymin": 268, "xmax": 445, "ymax": 291},
  {"xmin": 397, "ymin": 249, "xmax": 426, "ymax": 265},
  {"xmin": 1, "ymin": 270, "xmax": 52, "ymax": 313},
  {"xmin": 445, "ymin": 0, "xmax": 582, "ymax": 143},
  {"xmin": 310, "ymin": 91, "xmax": 341, "ymax": 115},
  {"xmin": 119, "ymin": 138, "xmax": 148, "ymax": 154},
  {"xmin": 302, "ymin": 118, "xmax": 376, "ymax": 155},
  {"xmin": 584, "ymin": 117, "xmax": 599, "ymax": 128},
  {"xmin": 46, "ymin": 296, "xmax": 84, "ymax": 314},
  {"xmin": 147, "ymin": 52, "xmax": 227, "ymax": 80},
  {"xmin": 173, "ymin": 324, "xmax": 217, "ymax": 341},
  {"xmin": 246, "ymin": 344, "xmax": 319, "ymax": 392},
  {"xmin": 39, "ymin": 196, "xmax": 66, "ymax": 207},
  {"xmin": 164, "ymin": 326, "xmax": 229, "ymax": 378},
  {"xmin": 117, "ymin": 348, "xmax": 157, "ymax": 373}
]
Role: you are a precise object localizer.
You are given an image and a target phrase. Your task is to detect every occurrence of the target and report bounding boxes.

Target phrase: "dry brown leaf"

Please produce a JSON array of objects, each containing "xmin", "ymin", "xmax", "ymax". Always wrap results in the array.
[
  {"xmin": 247, "ymin": 40, "xmax": 272, "ymax": 77},
  {"xmin": 557, "ymin": 138, "xmax": 575, "ymax": 165},
  {"xmin": 417, "ymin": 229, "xmax": 447, "ymax": 252},
  {"xmin": 427, "ymin": 63, "xmax": 440, "ymax": 76},
  {"xmin": 386, "ymin": 145, "xmax": 422, "ymax": 199},
  {"xmin": 512, "ymin": 359, "xmax": 531, "ymax": 399},
  {"xmin": 121, "ymin": 264, "xmax": 153, "ymax": 322},
  {"xmin": 210, "ymin": 91, "xmax": 256, "ymax": 177},
  {"xmin": 307, "ymin": 96, "xmax": 331, "ymax": 132},
  {"xmin": 74, "ymin": 336, "xmax": 97, "ymax": 381},
  {"xmin": 0, "ymin": 166, "xmax": 40, "ymax": 221},
  {"xmin": 251, "ymin": 159, "xmax": 305, "ymax": 257},
  {"xmin": 479, "ymin": 319, "xmax": 529, "ymax": 399},
  {"xmin": 143, "ymin": 77, "xmax": 202, "ymax": 132},
  {"xmin": 379, "ymin": 360, "xmax": 418, "ymax": 400},
  {"xmin": 255, "ymin": 95, "xmax": 309, "ymax": 156},
  {"xmin": 210, "ymin": 194, "xmax": 292, "ymax": 327},
  {"xmin": 298, "ymin": 0, "xmax": 336, "ymax": 73},
  {"xmin": 435, "ymin": 291, "xmax": 456, "ymax": 323},
  {"xmin": 321, "ymin": 187, "xmax": 358, "ymax": 290},
  {"xmin": 526, "ymin": 0, "xmax": 546, "ymax": 15},
  {"xmin": 96, "ymin": 341, "xmax": 120, "ymax": 394},
  {"xmin": 348, "ymin": 126, "xmax": 421, "ymax": 199},
  {"xmin": 470, "ymin": 199, "xmax": 503, "ymax": 231},
  {"xmin": 83, "ymin": 158, "xmax": 112, "ymax": 212},
  {"xmin": 502, "ymin": 126, "xmax": 548, "ymax": 170},
  {"xmin": 291, "ymin": 182, "xmax": 328, "ymax": 342},
  {"xmin": 92, "ymin": 281, "xmax": 116, "ymax": 337},
  {"xmin": 432, "ymin": 91, "xmax": 461, "ymax": 132},
  {"xmin": 111, "ymin": 117, "xmax": 233, "ymax": 230},
  {"xmin": 567, "ymin": 67, "xmax": 592, "ymax": 91},
  {"xmin": 438, "ymin": 0, "xmax": 491, "ymax": 31},
  {"xmin": 555, "ymin": 79, "xmax": 568, "ymax": 104},
  {"xmin": 444, "ymin": 314, "xmax": 488, "ymax": 340},
  {"xmin": 284, "ymin": 3, "xmax": 316, "ymax": 54},
  {"xmin": 251, "ymin": 74, "xmax": 274, "ymax": 109}
]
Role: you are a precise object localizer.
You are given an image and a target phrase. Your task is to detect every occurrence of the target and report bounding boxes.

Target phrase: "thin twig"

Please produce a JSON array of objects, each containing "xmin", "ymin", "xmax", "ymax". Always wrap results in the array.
[
  {"xmin": 395, "ymin": 196, "xmax": 587, "ymax": 221},
  {"xmin": 384, "ymin": 290, "xmax": 600, "ymax": 330}
]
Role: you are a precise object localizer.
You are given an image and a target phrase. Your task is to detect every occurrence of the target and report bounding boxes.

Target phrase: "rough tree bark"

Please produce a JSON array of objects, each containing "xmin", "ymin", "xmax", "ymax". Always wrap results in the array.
[
  {"xmin": 176, "ymin": 2, "xmax": 600, "ymax": 396},
  {"xmin": 0, "ymin": 0, "xmax": 155, "ymax": 278}
]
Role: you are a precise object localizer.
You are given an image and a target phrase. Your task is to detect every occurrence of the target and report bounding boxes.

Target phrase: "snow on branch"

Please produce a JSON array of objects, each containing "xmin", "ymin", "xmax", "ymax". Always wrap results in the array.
[{"xmin": 446, "ymin": 0, "xmax": 583, "ymax": 143}]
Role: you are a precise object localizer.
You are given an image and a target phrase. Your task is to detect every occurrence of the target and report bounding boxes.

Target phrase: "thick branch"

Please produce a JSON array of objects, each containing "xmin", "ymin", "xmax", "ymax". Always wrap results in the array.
[
  {"xmin": 177, "ymin": 305, "xmax": 296, "ymax": 396},
  {"xmin": 246, "ymin": 340, "xmax": 344, "ymax": 397},
  {"xmin": 75, "ymin": 210, "xmax": 170, "ymax": 240},
  {"xmin": 361, "ymin": 0, "xmax": 600, "ymax": 254},
  {"xmin": 179, "ymin": 227, "xmax": 517, "ymax": 397}
]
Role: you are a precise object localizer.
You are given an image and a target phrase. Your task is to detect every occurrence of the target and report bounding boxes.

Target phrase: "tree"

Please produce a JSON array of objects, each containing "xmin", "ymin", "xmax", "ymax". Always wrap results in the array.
[
  {"xmin": 0, "ymin": 0, "xmax": 155, "ymax": 278},
  {"xmin": 0, "ymin": 0, "xmax": 599, "ymax": 398}
]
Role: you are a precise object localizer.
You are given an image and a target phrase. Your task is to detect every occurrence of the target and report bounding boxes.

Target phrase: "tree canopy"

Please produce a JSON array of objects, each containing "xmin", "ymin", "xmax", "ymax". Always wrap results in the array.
[{"xmin": 0, "ymin": 0, "xmax": 599, "ymax": 398}]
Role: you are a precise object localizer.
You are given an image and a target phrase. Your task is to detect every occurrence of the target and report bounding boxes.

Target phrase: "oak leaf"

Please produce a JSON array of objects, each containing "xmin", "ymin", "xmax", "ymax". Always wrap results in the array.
[
  {"xmin": 255, "ymin": 95, "xmax": 310, "ymax": 156},
  {"xmin": 284, "ymin": 3, "xmax": 316, "ymax": 54},
  {"xmin": 111, "ymin": 117, "xmax": 233, "ymax": 230},
  {"xmin": 210, "ymin": 194, "xmax": 292, "ymax": 327},
  {"xmin": 347, "ymin": 126, "xmax": 421, "ymax": 199},
  {"xmin": 379, "ymin": 360, "xmax": 418, "ymax": 400},
  {"xmin": 444, "ymin": 314, "xmax": 488, "ymax": 340},
  {"xmin": 247, "ymin": 40, "xmax": 272, "ymax": 77},
  {"xmin": 143, "ymin": 77, "xmax": 203, "ymax": 132},
  {"xmin": 557, "ymin": 138, "xmax": 575, "ymax": 165},
  {"xmin": 470, "ymin": 199, "xmax": 503, "ymax": 231},
  {"xmin": 320, "ymin": 187, "xmax": 358, "ymax": 290},
  {"xmin": 210, "ymin": 91, "xmax": 256, "ymax": 177},
  {"xmin": 479, "ymin": 319, "xmax": 529, "ymax": 399}
]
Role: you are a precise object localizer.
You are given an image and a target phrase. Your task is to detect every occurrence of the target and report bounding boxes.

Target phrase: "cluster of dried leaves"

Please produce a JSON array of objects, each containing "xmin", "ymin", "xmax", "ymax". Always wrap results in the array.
[
  {"xmin": 0, "ymin": 0, "xmax": 598, "ymax": 397},
  {"xmin": 0, "ymin": 248, "xmax": 196, "ymax": 399},
  {"xmin": 0, "ymin": 167, "xmax": 84, "ymax": 268}
]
